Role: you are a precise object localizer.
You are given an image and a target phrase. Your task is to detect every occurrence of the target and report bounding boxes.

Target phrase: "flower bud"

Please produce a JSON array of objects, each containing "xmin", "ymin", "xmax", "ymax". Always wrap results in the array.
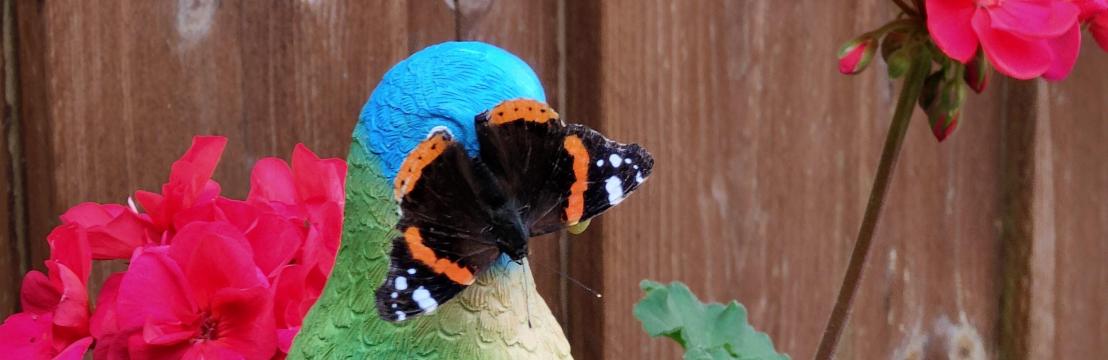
[
  {"xmin": 964, "ymin": 51, "xmax": 989, "ymax": 93},
  {"xmin": 924, "ymin": 76, "xmax": 968, "ymax": 142},
  {"xmin": 838, "ymin": 35, "xmax": 878, "ymax": 75}
]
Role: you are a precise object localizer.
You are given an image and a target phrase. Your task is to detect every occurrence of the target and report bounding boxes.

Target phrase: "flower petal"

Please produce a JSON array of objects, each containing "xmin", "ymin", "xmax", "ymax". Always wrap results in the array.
[
  {"xmin": 46, "ymin": 224, "xmax": 92, "ymax": 283},
  {"xmin": 51, "ymin": 336, "xmax": 92, "ymax": 360},
  {"xmin": 248, "ymin": 158, "xmax": 298, "ymax": 205},
  {"xmin": 169, "ymin": 222, "xmax": 266, "ymax": 307},
  {"xmin": 20, "ymin": 271, "xmax": 60, "ymax": 315},
  {"xmin": 1093, "ymin": 14, "xmax": 1108, "ymax": 52},
  {"xmin": 292, "ymin": 144, "xmax": 347, "ymax": 207},
  {"xmin": 0, "ymin": 312, "xmax": 53, "ymax": 359},
  {"xmin": 246, "ymin": 214, "xmax": 304, "ymax": 277},
  {"xmin": 50, "ymin": 263, "xmax": 89, "ymax": 330},
  {"xmin": 1043, "ymin": 23, "xmax": 1081, "ymax": 81},
  {"xmin": 117, "ymin": 251, "xmax": 197, "ymax": 333},
  {"xmin": 927, "ymin": 0, "xmax": 981, "ymax": 62},
  {"xmin": 986, "ymin": 0, "xmax": 1080, "ymax": 38},
  {"xmin": 210, "ymin": 287, "xmax": 276, "ymax": 360},
  {"xmin": 973, "ymin": 10, "xmax": 1052, "ymax": 79},
  {"xmin": 90, "ymin": 273, "xmax": 124, "ymax": 338}
]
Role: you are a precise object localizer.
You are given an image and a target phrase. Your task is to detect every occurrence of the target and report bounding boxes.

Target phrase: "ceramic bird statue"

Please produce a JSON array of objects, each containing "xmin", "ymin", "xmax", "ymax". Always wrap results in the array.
[{"xmin": 288, "ymin": 42, "xmax": 653, "ymax": 359}]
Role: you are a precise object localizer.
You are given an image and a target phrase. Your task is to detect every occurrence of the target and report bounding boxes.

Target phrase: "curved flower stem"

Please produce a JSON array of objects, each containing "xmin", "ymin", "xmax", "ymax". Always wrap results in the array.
[{"xmin": 814, "ymin": 52, "xmax": 931, "ymax": 360}]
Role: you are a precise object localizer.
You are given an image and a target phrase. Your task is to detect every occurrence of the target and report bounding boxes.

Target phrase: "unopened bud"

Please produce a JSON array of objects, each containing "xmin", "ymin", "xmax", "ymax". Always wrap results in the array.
[
  {"xmin": 964, "ymin": 51, "xmax": 989, "ymax": 93},
  {"xmin": 838, "ymin": 36, "xmax": 878, "ymax": 75}
]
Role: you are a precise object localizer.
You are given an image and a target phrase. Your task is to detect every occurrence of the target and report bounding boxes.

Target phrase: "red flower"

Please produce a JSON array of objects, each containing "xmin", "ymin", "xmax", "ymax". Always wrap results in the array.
[
  {"xmin": 927, "ymin": 0, "xmax": 1081, "ymax": 80},
  {"xmin": 3, "ymin": 136, "xmax": 346, "ymax": 359},
  {"xmin": 60, "ymin": 203, "xmax": 158, "ymax": 260},
  {"xmin": 135, "ymin": 136, "xmax": 228, "ymax": 236},
  {"xmin": 109, "ymin": 222, "xmax": 276, "ymax": 359},
  {"xmin": 0, "ymin": 224, "xmax": 94, "ymax": 358},
  {"xmin": 248, "ymin": 144, "xmax": 346, "ymax": 277}
]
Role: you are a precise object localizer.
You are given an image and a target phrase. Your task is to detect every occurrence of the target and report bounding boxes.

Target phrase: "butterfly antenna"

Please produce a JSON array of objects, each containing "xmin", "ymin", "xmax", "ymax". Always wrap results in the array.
[
  {"xmin": 523, "ymin": 260, "xmax": 533, "ymax": 329},
  {"xmin": 530, "ymin": 258, "xmax": 603, "ymax": 299}
]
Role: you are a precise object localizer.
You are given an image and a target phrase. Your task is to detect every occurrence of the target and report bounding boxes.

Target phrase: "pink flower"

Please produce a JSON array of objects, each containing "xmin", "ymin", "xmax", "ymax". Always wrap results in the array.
[
  {"xmin": 837, "ymin": 36, "xmax": 878, "ymax": 74},
  {"xmin": 927, "ymin": 0, "xmax": 1081, "ymax": 80},
  {"xmin": 109, "ymin": 222, "xmax": 276, "ymax": 359},
  {"xmin": 248, "ymin": 144, "xmax": 346, "ymax": 277},
  {"xmin": 3, "ymin": 136, "xmax": 346, "ymax": 359},
  {"xmin": 60, "ymin": 203, "xmax": 158, "ymax": 260},
  {"xmin": 135, "ymin": 136, "xmax": 228, "ymax": 235},
  {"xmin": 0, "ymin": 224, "xmax": 94, "ymax": 358}
]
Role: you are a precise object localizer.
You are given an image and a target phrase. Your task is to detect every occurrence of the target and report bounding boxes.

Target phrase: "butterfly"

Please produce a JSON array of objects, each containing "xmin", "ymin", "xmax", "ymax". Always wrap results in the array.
[{"xmin": 375, "ymin": 99, "xmax": 653, "ymax": 321}]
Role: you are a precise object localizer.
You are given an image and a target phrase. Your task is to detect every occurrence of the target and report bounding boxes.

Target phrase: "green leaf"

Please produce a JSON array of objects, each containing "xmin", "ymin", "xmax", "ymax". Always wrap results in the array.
[{"xmin": 633, "ymin": 280, "xmax": 789, "ymax": 360}]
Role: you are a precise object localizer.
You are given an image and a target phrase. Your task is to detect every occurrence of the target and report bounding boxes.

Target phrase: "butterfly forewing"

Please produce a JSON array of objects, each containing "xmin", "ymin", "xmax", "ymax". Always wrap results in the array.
[{"xmin": 376, "ymin": 129, "xmax": 500, "ymax": 321}]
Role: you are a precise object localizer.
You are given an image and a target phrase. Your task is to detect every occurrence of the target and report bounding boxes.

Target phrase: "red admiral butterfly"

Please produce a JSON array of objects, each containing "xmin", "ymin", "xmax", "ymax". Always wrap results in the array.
[{"xmin": 375, "ymin": 99, "xmax": 653, "ymax": 321}]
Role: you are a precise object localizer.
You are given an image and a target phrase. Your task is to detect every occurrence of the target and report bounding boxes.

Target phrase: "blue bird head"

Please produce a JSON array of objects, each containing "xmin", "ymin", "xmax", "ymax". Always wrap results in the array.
[{"xmin": 354, "ymin": 41, "xmax": 547, "ymax": 180}]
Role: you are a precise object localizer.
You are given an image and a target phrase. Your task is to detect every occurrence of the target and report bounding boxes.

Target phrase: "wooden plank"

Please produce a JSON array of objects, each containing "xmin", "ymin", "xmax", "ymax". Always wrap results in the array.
[
  {"xmin": 0, "ymin": 0, "xmax": 20, "ymax": 319},
  {"xmin": 569, "ymin": 1, "xmax": 1007, "ymax": 358},
  {"xmin": 13, "ymin": 0, "xmax": 412, "ymax": 296},
  {"xmin": 455, "ymin": 0, "xmax": 567, "ymax": 326},
  {"xmin": 1039, "ymin": 39, "xmax": 1108, "ymax": 359},
  {"xmin": 563, "ymin": 0, "xmax": 605, "ymax": 357}
]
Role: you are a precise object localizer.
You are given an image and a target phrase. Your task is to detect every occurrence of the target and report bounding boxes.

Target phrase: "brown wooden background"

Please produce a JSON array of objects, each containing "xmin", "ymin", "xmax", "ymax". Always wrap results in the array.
[{"xmin": 2, "ymin": 1, "xmax": 1105, "ymax": 359}]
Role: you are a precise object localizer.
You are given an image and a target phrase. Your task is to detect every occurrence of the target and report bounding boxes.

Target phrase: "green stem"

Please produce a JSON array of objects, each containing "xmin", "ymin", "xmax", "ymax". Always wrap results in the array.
[
  {"xmin": 891, "ymin": 0, "xmax": 918, "ymax": 17},
  {"xmin": 814, "ymin": 52, "xmax": 931, "ymax": 360}
]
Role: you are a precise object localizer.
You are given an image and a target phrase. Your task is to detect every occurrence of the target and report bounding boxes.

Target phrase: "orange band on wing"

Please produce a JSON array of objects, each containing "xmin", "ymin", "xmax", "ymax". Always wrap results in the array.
[
  {"xmin": 487, "ymin": 99, "xmax": 559, "ymax": 125},
  {"xmin": 394, "ymin": 132, "xmax": 451, "ymax": 202},
  {"xmin": 404, "ymin": 227, "xmax": 476, "ymax": 285},
  {"xmin": 563, "ymin": 135, "xmax": 589, "ymax": 225}
]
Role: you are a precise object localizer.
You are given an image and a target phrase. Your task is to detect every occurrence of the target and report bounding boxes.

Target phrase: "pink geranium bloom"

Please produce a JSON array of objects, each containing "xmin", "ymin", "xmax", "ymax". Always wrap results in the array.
[
  {"xmin": 0, "ymin": 224, "xmax": 94, "ymax": 358},
  {"xmin": 927, "ymin": 0, "xmax": 1081, "ymax": 80},
  {"xmin": 109, "ymin": 222, "xmax": 276, "ymax": 359},
  {"xmin": 248, "ymin": 144, "xmax": 346, "ymax": 277},
  {"xmin": 134, "ymin": 136, "xmax": 228, "ymax": 235},
  {"xmin": 60, "ymin": 203, "xmax": 158, "ymax": 260}
]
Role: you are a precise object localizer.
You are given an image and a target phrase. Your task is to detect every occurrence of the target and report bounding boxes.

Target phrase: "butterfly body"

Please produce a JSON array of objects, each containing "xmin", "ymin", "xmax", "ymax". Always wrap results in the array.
[{"xmin": 376, "ymin": 99, "xmax": 653, "ymax": 322}]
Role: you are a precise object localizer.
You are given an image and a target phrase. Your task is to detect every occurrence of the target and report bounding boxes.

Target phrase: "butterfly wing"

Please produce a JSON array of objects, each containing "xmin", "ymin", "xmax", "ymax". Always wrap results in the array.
[
  {"xmin": 375, "ymin": 129, "xmax": 501, "ymax": 322},
  {"xmin": 476, "ymin": 99, "xmax": 654, "ymax": 237}
]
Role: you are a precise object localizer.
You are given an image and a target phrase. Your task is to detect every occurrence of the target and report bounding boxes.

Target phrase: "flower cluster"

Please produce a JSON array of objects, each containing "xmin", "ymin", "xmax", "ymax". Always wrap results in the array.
[
  {"xmin": 838, "ymin": 0, "xmax": 1108, "ymax": 141},
  {"xmin": 0, "ymin": 137, "xmax": 347, "ymax": 359}
]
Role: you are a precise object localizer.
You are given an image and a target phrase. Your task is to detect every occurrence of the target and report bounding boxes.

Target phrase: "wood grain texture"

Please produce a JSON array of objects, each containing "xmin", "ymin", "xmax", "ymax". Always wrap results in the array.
[
  {"xmin": 1040, "ymin": 39, "xmax": 1108, "ymax": 359},
  {"xmin": 0, "ymin": 0, "xmax": 19, "ymax": 318},
  {"xmin": 567, "ymin": 1, "xmax": 1007, "ymax": 358},
  {"xmin": 455, "ymin": 0, "xmax": 567, "ymax": 326}
]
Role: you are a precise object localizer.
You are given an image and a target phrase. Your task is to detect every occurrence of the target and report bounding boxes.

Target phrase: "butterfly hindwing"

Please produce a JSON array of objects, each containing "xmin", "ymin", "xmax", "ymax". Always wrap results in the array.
[
  {"xmin": 375, "ymin": 227, "xmax": 499, "ymax": 321},
  {"xmin": 376, "ymin": 129, "xmax": 501, "ymax": 321}
]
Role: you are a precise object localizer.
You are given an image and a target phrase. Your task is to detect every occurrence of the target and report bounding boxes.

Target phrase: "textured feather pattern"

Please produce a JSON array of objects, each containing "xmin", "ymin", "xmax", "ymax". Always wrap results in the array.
[{"xmin": 288, "ymin": 139, "xmax": 572, "ymax": 359}]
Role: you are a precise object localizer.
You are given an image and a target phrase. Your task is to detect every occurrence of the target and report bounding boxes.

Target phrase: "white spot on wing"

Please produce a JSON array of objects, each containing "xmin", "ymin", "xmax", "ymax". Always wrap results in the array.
[
  {"xmin": 395, "ymin": 311, "xmax": 406, "ymax": 321},
  {"xmin": 390, "ymin": 292, "xmax": 398, "ymax": 299},
  {"xmin": 391, "ymin": 303, "xmax": 397, "ymax": 308},
  {"xmin": 605, "ymin": 176, "xmax": 625, "ymax": 205},
  {"xmin": 608, "ymin": 154, "xmax": 623, "ymax": 168},
  {"xmin": 407, "ymin": 268, "xmax": 417, "ymax": 275},
  {"xmin": 596, "ymin": 159, "xmax": 604, "ymax": 167},
  {"xmin": 412, "ymin": 286, "xmax": 438, "ymax": 313},
  {"xmin": 624, "ymin": 158, "xmax": 632, "ymax": 164},
  {"xmin": 395, "ymin": 276, "xmax": 408, "ymax": 290},
  {"xmin": 636, "ymin": 171, "xmax": 645, "ymax": 184}
]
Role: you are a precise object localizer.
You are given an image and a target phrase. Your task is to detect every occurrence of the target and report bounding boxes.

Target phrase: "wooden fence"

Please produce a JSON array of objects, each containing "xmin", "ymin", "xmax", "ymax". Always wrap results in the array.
[{"xmin": 2, "ymin": 1, "xmax": 1105, "ymax": 359}]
